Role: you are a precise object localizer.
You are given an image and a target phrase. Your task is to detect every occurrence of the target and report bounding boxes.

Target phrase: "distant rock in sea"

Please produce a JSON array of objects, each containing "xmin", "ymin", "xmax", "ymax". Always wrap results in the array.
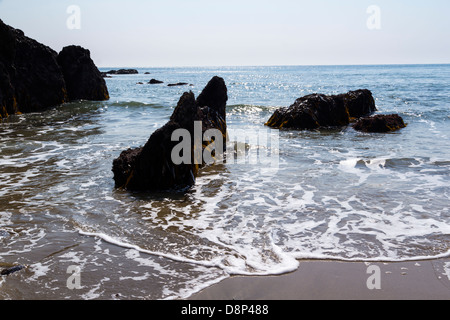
[
  {"xmin": 167, "ymin": 82, "xmax": 192, "ymax": 87},
  {"xmin": 265, "ymin": 89, "xmax": 376, "ymax": 130},
  {"xmin": 105, "ymin": 69, "xmax": 139, "ymax": 75},
  {"xmin": 353, "ymin": 114, "xmax": 407, "ymax": 133},
  {"xmin": 112, "ymin": 76, "xmax": 227, "ymax": 192},
  {"xmin": 149, "ymin": 79, "xmax": 164, "ymax": 84},
  {"xmin": 0, "ymin": 19, "xmax": 109, "ymax": 119}
]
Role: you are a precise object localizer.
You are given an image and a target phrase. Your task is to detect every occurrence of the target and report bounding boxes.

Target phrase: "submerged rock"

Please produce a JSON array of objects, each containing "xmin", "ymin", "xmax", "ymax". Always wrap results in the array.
[
  {"xmin": 57, "ymin": 45, "xmax": 109, "ymax": 101},
  {"xmin": 265, "ymin": 89, "xmax": 376, "ymax": 130},
  {"xmin": 112, "ymin": 76, "xmax": 227, "ymax": 191},
  {"xmin": 1, "ymin": 265, "xmax": 25, "ymax": 276},
  {"xmin": 353, "ymin": 114, "xmax": 407, "ymax": 133}
]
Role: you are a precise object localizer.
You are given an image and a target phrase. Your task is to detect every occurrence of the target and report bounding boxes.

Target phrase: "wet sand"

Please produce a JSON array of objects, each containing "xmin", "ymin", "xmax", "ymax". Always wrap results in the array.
[{"xmin": 190, "ymin": 258, "xmax": 450, "ymax": 300}]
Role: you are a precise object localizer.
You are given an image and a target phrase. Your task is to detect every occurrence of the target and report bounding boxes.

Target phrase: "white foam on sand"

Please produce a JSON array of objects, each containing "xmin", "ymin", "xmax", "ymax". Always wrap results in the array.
[
  {"xmin": 78, "ymin": 227, "xmax": 300, "ymax": 277},
  {"xmin": 444, "ymin": 262, "xmax": 450, "ymax": 281}
]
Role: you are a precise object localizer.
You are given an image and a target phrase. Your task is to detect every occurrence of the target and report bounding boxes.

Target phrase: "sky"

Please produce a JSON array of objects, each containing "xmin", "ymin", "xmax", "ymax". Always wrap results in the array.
[{"xmin": 0, "ymin": 0, "xmax": 449, "ymax": 67}]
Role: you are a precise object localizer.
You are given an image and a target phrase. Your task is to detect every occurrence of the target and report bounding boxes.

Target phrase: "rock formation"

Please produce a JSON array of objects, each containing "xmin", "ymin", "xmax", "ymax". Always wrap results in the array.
[
  {"xmin": 57, "ymin": 45, "xmax": 109, "ymax": 101},
  {"xmin": 0, "ymin": 19, "xmax": 67, "ymax": 118},
  {"xmin": 353, "ymin": 114, "xmax": 407, "ymax": 133},
  {"xmin": 112, "ymin": 76, "xmax": 227, "ymax": 191},
  {"xmin": 265, "ymin": 89, "xmax": 376, "ymax": 130},
  {"xmin": 0, "ymin": 19, "xmax": 109, "ymax": 119}
]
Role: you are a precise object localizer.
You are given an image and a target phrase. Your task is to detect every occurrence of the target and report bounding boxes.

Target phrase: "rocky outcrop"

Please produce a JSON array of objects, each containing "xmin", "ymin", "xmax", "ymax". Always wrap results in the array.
[
  {"xmin": 105, "ymin": 69, "xmax": 138, "ymax": 75},
  {"xmin": 353, "ymin": 114, "xmax": 406, "ymax": 133},
  {"xmin": 112, "ymin": 76, "xmax": 227, "ymax": 191},
  {"xmin": 0, "ymin": 19, "xmax": 109, "ymax": 119},
  {"xmin": 57, "ymin": 45, "xmax": 109, "ymax": 101},
  {"xmin": 0, "ymin": 19, "xmax": 67, "ymax": 118},
  {"xmin": 265, "ymin": 89, "xmax": 376, "ymax": 130}
]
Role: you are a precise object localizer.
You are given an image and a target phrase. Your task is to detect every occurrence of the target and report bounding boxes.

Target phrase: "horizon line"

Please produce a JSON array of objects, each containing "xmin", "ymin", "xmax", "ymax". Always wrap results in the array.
[{"xmin": 97, "ymin": 62, "xmax": 450, "ymax": 69}]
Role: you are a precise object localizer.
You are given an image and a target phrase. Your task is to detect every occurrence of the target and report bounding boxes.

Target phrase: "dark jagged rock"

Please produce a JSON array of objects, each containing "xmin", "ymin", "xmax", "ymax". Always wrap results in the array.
[
  {"xmin": 0, "ymin": 19, "xmax": 109, "ymax": 119},
  {"xmin": 353, "ymin": 114, "xmax": 407, "ymax": 133},
  {"xmin": 112, "ymin": 76, "xmax": 227, "ymax": 191},
  {"xmin": 57, "ymin": 45, "xmax": 109, "ymax": 101},
  {"xmin": 265, "ymin": 89, "xmax": 376, "ymax": 130},
  {"xmin": 105, "ymin": 69, "xmax": 138, "ymax": 75},
  {"xmin": 149, "ymin": 79, "xmax": 164, "ymax": 84},
  {"xmin": 0, "ymin": 19, "xmax": 67, "ymax": 118}
]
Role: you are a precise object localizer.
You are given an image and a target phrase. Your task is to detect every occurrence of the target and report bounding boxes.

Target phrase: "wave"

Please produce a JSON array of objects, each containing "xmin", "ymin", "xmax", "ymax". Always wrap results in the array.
[
  {"xmin": 77, "ymin": 228, "xmax": 300, "ymax": 277},
  {"xmin": 78, "ymin": 225, "xmax": 450, "ymax": 278},
  {"xmin": 338, "ymin": 156, "xmax": 450, "ymax": 171},
  {"xmin": 227, "ymin": 104, "xmax": 280, "ymax": 112},
  {"xmin": 107, "ymin": 101, "xmax": 169, "ymax": 109}
]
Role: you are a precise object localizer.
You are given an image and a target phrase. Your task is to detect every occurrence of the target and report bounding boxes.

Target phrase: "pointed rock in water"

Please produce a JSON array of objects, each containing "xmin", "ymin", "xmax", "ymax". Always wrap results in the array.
[
  {"xmin": 112, "ymin": 76, "xmax": 228, "ymax": 192},
  {"xmin": 353, "ymin": 114, "xmax": 407, "ymax": 133},
  {"xmin": 265, "ymin": 89, "xmax": 376, "ymax": 130},
  {"xmin": 57, "ymin": 45, "xmax": 109, "ymax": 101}
]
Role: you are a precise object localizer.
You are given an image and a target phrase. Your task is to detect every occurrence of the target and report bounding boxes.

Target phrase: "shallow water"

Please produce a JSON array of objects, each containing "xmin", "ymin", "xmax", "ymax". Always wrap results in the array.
[{"xmin": 0, "ymin": 65, "xmax": 449, "ymax": 299}]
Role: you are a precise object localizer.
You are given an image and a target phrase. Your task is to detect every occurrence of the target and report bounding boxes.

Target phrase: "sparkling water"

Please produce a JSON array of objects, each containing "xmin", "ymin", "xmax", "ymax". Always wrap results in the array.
[{"xmin": 0, "ymin": 65, "xmax": 449, "ymax": 299}]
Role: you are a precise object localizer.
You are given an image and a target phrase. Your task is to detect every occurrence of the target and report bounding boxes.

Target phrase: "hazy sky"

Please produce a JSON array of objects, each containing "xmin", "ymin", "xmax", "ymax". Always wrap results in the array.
[{"xmin": 0, "ymin": 0, "xmax": 449, "ymax": 67}]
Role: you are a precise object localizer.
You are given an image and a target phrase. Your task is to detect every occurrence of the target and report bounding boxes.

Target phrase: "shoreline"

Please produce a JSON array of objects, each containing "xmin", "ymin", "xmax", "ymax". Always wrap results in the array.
[{"xmin": 189, "ymin": 258, "xmax": 450, "ymax": 300}]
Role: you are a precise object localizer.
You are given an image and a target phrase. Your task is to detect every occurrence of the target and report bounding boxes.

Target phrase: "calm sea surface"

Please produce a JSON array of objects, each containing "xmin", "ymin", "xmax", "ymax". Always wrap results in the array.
[{"xmin": 1, "ymin": 65, "xmax": 449, "ymax": 299}]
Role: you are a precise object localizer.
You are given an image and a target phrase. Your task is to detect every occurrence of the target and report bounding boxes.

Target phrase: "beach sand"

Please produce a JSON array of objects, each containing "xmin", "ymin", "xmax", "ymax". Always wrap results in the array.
[{"xmin": 190, "ymin": 258, "xmax": 450, "ymax": 300}]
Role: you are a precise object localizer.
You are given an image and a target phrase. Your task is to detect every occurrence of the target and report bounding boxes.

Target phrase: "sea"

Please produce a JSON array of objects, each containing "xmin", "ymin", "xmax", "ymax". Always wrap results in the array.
[{"xmin": 0, "ymin": 64, "xmax": 449, "ymax": 299}]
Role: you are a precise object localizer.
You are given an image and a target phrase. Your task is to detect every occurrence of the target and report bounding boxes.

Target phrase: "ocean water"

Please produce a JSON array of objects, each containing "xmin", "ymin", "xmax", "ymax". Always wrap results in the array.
[{"xmin": 0, "ymin": 65, "xmax": 449, "ymax": 299}]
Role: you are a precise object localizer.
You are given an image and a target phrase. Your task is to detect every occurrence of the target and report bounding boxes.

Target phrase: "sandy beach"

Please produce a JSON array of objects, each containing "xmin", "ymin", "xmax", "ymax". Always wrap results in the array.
[{"xmin": 190, "ymin": 258, "xmax": 450, "ymax": 300}]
